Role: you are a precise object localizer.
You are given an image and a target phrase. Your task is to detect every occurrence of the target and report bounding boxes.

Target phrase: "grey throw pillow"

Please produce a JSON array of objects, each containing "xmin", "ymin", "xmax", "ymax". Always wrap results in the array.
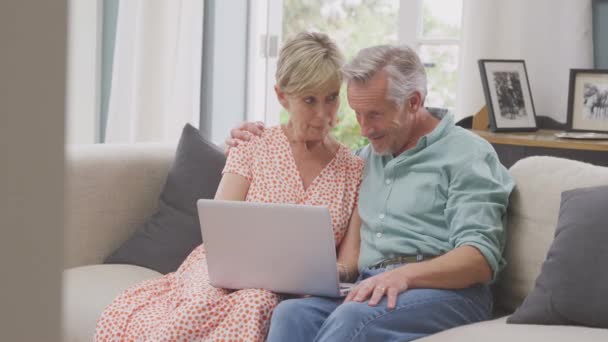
[
  {"xmin": 105, "ymin": 124, "xmax": 226, "ymax": 274},
  {"xmin": 507, "ymin": 185, "xmax": 608, "ymax": 328}
]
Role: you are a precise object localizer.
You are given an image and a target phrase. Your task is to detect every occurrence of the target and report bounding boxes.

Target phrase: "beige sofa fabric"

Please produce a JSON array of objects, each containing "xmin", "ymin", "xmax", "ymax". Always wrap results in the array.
[
  {"xmin": 417, "ymin": 317, "xmax": 608, "ymax": 342},
  {"xmin": 64, "ymin": 143, "xmax": 175, "ymax": 269},
  {"xmin": 62, "ymin": 264, "xmax": 162, "ymax": 342},
  {"xmin": 495, "ymin": 156, "xmax": 608, "ymax": 312}
]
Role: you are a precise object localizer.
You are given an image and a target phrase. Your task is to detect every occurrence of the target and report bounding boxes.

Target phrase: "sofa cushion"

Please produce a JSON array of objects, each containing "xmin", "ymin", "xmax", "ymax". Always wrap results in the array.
[
  {"xmin": 105, "ymin": 124, "xmax": 226, "ymax": 274},
  {"xmin": 507, "ymin": 185, "xmax": 608, "ymax": 328},
  {"xmin": 62, "ymin": 264, "xmax": 162, "ymax": 342},
  {"xmin": 495, "ymin": 157, "xmax": 608, "ymax": 313},
  {"xmin": 417, "ymin": 316, "xmax": 608, "ymax": 342}
]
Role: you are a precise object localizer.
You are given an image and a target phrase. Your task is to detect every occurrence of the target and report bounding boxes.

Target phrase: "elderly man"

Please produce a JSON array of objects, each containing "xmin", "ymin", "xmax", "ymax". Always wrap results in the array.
[{"xmin": 228, "ymin": 44, "xmax": 514, "ymax": 341}]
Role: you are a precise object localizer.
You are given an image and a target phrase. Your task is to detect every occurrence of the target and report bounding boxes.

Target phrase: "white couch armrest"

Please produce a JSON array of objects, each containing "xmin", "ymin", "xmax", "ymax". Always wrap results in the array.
[{"xmin": 64, "ymin": 143, "xmax": 175, "ymax": 269}]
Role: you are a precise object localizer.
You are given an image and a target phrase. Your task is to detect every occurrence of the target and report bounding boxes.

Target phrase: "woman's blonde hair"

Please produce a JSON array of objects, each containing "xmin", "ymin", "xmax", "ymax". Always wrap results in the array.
[{"xmin": 275, "ymin": 32, "xmax": 344, "ymax": 95}]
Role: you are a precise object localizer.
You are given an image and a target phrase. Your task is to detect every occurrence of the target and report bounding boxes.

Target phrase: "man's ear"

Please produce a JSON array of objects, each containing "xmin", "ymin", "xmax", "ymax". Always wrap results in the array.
[
  {"xmin": 275, "ymin": 85, "xmax": 289, "ymax": 108},
  {"xmin": 408, "ymin": 91, "xmax": 423, "ymax": 113}
]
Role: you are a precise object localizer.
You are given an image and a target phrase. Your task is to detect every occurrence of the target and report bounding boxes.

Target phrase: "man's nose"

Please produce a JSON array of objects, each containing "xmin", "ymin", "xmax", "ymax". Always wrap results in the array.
[{"xmin": 357, "ymin": 116, "xmax": 371, "ymax": 136}]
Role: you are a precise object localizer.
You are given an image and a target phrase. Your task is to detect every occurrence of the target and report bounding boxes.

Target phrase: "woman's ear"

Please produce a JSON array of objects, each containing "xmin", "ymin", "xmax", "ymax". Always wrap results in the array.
[{"xmin": 275, "ymin": 85, "xmax": 289, "ymax": 108}]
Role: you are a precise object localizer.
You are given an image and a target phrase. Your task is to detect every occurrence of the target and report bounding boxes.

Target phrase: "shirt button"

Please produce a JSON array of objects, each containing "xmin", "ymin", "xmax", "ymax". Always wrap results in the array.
[
  {"xmin": 385, "ymin": 179, "xmax": 392, "ymax": 185},
  {"xmin": 379, "ymin": 213, "xmax": 385, "ymax": 220},
  {"xmin": 376, "ymin": 232, "xmax": 383, "ymax": 238}
]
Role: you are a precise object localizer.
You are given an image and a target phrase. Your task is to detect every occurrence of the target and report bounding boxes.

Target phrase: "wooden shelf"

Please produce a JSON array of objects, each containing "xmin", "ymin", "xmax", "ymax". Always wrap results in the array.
[{"xmin": 471, "ymin": 129, "xmax": 608, "ymax": 152}]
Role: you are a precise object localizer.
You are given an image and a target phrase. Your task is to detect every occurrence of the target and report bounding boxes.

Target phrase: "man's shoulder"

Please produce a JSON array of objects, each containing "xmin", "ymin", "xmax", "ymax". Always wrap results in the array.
[
  {"xmin": 443, "ymin": 126, "xmax": 496, "ymax": 156},
  {"xmin": 431, "ymin": 127, "xmax": 505, "ymax": 176},
  {"xmin": 354, "ymin": 144, "xmax": 374, "ymax": 160},
  {"xmin": 354, "ymin": 145, "xmax": 384, "ymax": 170}
]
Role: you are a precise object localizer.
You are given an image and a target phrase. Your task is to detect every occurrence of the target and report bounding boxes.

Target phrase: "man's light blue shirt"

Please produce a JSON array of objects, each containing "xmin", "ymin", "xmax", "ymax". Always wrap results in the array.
[{"xmin": 356, "ymin": 114, "xmax": 515, "ymax": 281}]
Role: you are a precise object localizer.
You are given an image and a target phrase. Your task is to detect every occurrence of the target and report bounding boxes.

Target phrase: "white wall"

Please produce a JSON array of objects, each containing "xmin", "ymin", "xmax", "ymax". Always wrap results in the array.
[
  {"xmin": 0, "ymin": 1, "xmax": 66, "ymax": 341},
  {"xmin": 66, "ymin": 0, "xmax": 101, "ymax": 144}
]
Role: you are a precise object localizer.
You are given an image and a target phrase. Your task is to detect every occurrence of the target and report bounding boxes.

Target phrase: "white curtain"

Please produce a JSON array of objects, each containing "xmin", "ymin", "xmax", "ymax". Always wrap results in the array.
[
  {"xmin": 456, "ymin": 0, "xmax": 594, "ymax": 123},
  {"xmin": 105, "ymin": 0, "xmax": 203, "ymax": 143}
]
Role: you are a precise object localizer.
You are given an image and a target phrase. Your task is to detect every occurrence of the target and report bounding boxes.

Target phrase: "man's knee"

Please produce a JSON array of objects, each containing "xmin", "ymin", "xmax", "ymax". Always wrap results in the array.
[
  {"xmin": 270, "ymin": 298, "xmax": 308, "ymax": 325},
  {"xmin": 325, "ymin": 301, "xmax": 374, "ymax": 327},
  {"xmin": 314, "ymin": 302, "xmax": 385, "ymax": 342},
  {"xmin": 333, "ymin": 301, "xmax": 370, "ymax": 316},
  {"xmin": 269, "ymin": 298, "xmax": 335, "ymax": 342}
]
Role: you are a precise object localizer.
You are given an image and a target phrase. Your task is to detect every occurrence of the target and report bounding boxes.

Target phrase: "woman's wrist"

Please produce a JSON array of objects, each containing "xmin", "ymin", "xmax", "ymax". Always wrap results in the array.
[{"xmin": 337, "ymin": 263, "xmax": 357, "ymax": 282}]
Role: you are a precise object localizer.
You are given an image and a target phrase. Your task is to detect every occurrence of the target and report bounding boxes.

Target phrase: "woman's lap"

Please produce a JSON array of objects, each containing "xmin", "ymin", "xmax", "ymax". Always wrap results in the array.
[{"xmin": 96, "ymin": 245, "xmax": 279, "ymax": 341}]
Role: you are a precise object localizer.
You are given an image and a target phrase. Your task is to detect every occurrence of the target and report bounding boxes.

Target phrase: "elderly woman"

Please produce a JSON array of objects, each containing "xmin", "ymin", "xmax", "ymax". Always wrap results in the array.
[{"xmin": 95, "ymin": 32, "xmax": 363, "ymax": 342}]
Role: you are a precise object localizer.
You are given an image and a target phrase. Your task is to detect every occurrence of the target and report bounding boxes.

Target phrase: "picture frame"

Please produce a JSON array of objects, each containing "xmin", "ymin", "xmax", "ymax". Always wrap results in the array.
[
  {"xmin": 478, "ymin": 59, "xmax": 537, "ymax": 132},
  {"xmin": 566, "ymin": 69, "xmax": 608, "ymax": 133}
]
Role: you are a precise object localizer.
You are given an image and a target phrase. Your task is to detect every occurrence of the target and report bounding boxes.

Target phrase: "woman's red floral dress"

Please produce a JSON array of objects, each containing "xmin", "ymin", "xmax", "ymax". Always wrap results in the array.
[{"xmin": 95, "ymin": 126, "xmax": 363, "ymax": 341}]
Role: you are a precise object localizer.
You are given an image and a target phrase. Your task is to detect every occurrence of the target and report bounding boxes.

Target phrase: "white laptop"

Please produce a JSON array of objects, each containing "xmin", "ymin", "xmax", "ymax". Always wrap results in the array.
[{"xmin": 197, "ymin": 199, "xmax": 354, "ymax": 297}]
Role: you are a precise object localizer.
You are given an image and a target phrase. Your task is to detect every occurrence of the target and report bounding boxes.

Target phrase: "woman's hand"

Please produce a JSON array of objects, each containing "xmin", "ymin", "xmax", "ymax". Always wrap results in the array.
[
  {"xmin": 224, "ymin": 121, "xmax": 266, "ymax": 156},
  {"xmin": 344, "ymin": 267, "xmax": 411, "ymax": 310}
]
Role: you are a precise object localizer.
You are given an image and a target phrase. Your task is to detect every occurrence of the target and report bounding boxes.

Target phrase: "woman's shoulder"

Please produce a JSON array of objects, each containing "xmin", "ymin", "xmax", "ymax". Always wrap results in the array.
[
  {"xmin": 232, "ymin": 125, "xmax": 282, "ymax": 151},
  {"xmin": 254, "ymin": 125, "xmax": 286, "ymax": 145},
  {"xmin": 262, "ymin": 125, "xmax": 284, "ymax": 138}
]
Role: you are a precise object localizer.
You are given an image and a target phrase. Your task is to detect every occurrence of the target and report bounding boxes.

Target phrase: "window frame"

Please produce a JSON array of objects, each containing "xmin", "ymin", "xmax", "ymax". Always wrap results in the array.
[
  {"xmin": 399, "ymin": 0, "xmax": 462, "ymax": 49},
  {"xmin": 399, "ymin": 0, "xmax": 463, "ymax": 111}
]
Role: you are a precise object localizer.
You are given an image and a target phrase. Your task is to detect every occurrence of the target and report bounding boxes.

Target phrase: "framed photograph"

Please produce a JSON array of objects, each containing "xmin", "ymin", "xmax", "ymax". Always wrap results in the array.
[
  {"xmin": 567, "ymin": 69, "xmax": 608, "ymax": 133},
  {"xmin": 478, "ymin": 59, "xmax": 537, "ymax": 132}
]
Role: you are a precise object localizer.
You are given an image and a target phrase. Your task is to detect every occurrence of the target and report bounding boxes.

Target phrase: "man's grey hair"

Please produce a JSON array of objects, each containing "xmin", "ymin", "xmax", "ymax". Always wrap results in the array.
[{"xmin": 342, "ymin": 45, "xmax": 427, "ymax": 109}]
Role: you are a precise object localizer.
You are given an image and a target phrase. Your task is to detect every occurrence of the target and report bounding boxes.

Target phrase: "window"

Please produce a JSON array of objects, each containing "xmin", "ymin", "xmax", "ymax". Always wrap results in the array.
[
  {"xmin": 280, "ymin": 0, "xmax": 400, "ymax": 149},
  {"xmin": 247, "ymin": 0, "xmax": 463, "ymax": 149},
  {"xmin": 406, "ymin": 0, "xmax": 463, "ymax": 112}
]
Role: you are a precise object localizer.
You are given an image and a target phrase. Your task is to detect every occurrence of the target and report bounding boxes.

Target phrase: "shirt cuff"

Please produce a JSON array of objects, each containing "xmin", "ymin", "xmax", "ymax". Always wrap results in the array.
[{"xmin": 456, "ymin": 240, "xmax": 503, "ymax": 283}]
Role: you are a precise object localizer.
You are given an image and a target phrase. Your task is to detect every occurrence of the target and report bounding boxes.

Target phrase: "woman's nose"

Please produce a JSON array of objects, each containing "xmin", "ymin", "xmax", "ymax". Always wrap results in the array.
[
  {"xmin": 315, "ymin": 106, "xmax": 329, "ymax": 121},
  {"xmin": 324, "ymin": 103, "xmax": 337, "ymax": 117}
]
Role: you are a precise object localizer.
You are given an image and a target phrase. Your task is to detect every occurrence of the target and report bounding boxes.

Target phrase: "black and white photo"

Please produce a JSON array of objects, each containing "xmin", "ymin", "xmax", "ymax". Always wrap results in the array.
[
  {"xmin": 568, "ymin": 69, "xmax": 608, "ymax": 133},
  {"xmin": 582, "ymin": 83, "xmax": 608, "ymax": 120},
  {"xmin": 479, "ymin": 59, "xmax": 537, "ymax": 132},
  {"xmin": 494, "ymin": 72, "xmax": 527, "ymax": 119}
]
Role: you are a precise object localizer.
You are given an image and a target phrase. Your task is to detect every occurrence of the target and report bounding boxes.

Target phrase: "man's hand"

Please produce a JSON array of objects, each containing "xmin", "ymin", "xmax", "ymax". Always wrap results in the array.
[
  {"xmin": 224, "ymin": 121, "xmax": 266, "ymax": 156},
  {"xmin": 344, "ymin": 267, "xmax": 411, "ymax": 310}
]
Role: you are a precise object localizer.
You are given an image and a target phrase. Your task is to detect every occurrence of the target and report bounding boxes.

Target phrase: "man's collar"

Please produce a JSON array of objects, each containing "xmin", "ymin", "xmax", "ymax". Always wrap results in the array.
[
  {"xmin": 392, "ymin": 113, "xmax": 454, "ymax": 160},
  {"xmin": 424, "ymin": 113, "xmax": 454, "ymax": 147}
]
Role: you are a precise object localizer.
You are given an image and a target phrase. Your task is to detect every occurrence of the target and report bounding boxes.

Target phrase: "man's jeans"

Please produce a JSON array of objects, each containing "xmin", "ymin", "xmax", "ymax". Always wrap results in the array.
[{"xmin": 266, "ymin": 266, "xmax": 493, "ymax": 342}]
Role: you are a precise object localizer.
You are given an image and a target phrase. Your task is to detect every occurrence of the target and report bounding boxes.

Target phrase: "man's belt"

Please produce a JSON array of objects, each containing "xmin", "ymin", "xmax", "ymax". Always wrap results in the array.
[{"xmin": 368, "ymin": 254, "xmax": 438, "ymax": 269}]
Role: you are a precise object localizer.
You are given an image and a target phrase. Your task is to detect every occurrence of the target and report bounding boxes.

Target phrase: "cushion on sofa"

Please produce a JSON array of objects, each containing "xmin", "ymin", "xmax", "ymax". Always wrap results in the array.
[
  {"xmin": 104, "ymin": 124, "xmax": 226, "ymax": 274},
  {"xmin": 507, "ymin": 185, "xmax": 608, "ymax": 328},
  {"xmin": 62, "ymin": 265, "xmax": 162, "ymax": 342},
  {"xmin": 416, "ymin": 316, "xmax": 608, "ymax": 342},
  {"xmin": 495, "ymin": 157, "xmax": 608, "ymax": 313}
]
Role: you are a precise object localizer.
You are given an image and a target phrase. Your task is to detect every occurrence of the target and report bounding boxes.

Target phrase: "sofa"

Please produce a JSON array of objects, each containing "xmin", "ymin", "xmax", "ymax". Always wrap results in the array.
[{"xmin": 62, "ymin": 143, "xmax": 608, "ymax": 341}]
